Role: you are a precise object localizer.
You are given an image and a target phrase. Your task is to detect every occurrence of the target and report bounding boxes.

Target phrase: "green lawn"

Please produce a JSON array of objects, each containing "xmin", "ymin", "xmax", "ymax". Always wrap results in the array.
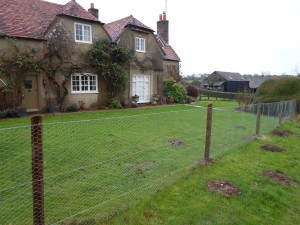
[
  {"xmin": 105, "ymin": 121, "xmax": 300, "ymax": 225},
  {"xmin": 0, "ymin": 103, "xmax": 293, "ymax": 224},
  {"xmin": 194, "ymin": 100, "xmax": 238, "ymax": 108}
]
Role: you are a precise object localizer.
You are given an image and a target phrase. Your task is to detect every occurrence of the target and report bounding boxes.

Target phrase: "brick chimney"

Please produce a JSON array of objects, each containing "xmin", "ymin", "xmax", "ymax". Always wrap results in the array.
[
  {"xmin": 157, "ymin": 11, "xmax": 169, "ymax": 44},
  {"xmin": 88, "ymin": 3, "xmax": 99, "ymax": 19}
]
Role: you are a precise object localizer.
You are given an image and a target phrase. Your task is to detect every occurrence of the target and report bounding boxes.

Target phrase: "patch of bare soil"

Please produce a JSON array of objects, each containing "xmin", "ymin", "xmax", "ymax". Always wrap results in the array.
[
  {"xmin": 261, "ymin": 144, "xmax": 284, "ymax": 152},
  {"xmin": 168, "ymin": 139, "xmax": 186, "ymax": 147},
  {"xmin": 271, "ymin": 129, "xmax": 294, "ymax": 137},
  {"xmin": 125, "ymin": 160, "xmax": 156, "ymax": 176},
  {"xmin": 262, "ymin": 170, "xmax": 298, "ymax": 186},
  {"xmin": 235, "ymin": 125, "xmax": 246, "ymax": 129},
  {"xmin": 202, "ymin": 157, "xmax": 215, "ymax": 166},
  {"xmin": 207, "ymin": 179, "xmax": 240, "ymax": 196}
]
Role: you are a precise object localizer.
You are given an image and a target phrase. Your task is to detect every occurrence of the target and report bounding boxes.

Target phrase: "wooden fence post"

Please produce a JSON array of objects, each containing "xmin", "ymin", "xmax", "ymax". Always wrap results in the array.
[
  {"xmin": 31, "ymin": 116, "xmax": 45, "ymax": 225},
  {"xmin": 256, "ymin": 103, "xmax": 262, "ymax": 136},
  {"xmin": 278, "ymin": 102, "xmax": 283, "ymax": 124},
  {"xmin": 204, "ymin": 104, "xmax": 213, "ymax": 161}
]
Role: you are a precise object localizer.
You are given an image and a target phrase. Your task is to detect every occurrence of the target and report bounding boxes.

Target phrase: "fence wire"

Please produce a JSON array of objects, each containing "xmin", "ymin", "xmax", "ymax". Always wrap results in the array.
[{"xmin": 0, "ymin": 100, "xmax": 297, "ymax": 224}]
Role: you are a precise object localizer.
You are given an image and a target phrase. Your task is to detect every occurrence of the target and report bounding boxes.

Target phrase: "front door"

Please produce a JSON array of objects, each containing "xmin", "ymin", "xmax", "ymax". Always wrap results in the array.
[
  {"xmin": 132, "ymin": 75, "xmax": 150, "ymax": 103},
  {"xmin": 23, "ymin": 75, "xmax": 39, "ymax": 110}
]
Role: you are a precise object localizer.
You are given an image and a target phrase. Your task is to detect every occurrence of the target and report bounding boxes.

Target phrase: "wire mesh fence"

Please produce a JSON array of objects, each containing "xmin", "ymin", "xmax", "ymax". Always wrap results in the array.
[{"xmin": 0, "ymin": 100, "xmax": 297, "ymax": 224}]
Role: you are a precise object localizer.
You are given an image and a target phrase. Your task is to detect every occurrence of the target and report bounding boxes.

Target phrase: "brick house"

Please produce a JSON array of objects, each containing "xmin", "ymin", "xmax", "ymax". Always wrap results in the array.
[
  {"xmin": 0, "ymin": 0, "xmax": 180, "ymax": 111},
  {"xmin": 103, "ymin": 12, "xmax": 180, "ymax": 103}
]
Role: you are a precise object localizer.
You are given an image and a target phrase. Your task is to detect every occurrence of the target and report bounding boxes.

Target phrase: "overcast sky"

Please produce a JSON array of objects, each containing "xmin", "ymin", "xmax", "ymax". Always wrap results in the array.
[{"xmin": 47, "ymin": 0, "xmax": 300, "ymax": 76}]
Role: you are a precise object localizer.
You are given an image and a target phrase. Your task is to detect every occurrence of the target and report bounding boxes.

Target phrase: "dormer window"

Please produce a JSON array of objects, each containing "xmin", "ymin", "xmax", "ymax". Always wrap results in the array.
[
  {"xmin": 135, "ymin": 37, "xmax": 145, "ymax": 52},
  {"xmin": 75, "ymin": 23, "xmax": 92, "ymax": 43}
]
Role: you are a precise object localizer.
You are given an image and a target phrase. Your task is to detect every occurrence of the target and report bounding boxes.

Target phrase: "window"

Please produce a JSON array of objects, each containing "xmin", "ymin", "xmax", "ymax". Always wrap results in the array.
[
  {"xmin": 132, "ymin": 75, "xmax": 150, "ymax": 103},
  {"xmin": 71, "ymin": 73, "xmax": 98, "ymax": 93},
  {"xmin": 135, "ymin": 37, "xmax": 145, "ymax": 52},
  {"xmin": 75, "ymin": 23, "xmax": 92, "ymax": 43}
]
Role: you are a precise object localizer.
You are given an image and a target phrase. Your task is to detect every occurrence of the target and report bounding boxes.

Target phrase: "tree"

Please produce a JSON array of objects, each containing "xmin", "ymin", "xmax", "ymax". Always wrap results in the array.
[
  {"xmin": 38, "ymin": 24, "xmax": 82, "ymax": 111},
  {"xmin": 87, "ymin": 39, "xmax": 133, "ymax": 99},
  {"xmin": 0, "ymin": 38, "xmax": 38, "ymax": 108}
]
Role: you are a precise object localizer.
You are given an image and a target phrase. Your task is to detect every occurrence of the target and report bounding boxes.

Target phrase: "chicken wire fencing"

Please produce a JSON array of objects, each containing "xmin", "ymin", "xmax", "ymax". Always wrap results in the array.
[{"xmin": 0, "ymin": 100, "xmax": 297, "ymax": 225}]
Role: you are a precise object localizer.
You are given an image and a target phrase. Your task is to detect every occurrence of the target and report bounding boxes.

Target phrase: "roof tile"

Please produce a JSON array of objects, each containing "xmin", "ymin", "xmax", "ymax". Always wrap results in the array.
[
  {"xmin": 104, "ymin": 15, "xmax": 153, "ymax": 42},
  {"xmin": 0, "ymin": 0, "xmax": 100, "ymax": 40}
]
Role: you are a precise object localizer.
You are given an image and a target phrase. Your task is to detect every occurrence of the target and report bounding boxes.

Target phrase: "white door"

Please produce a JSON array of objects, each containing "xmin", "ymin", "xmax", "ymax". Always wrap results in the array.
[{"xmin": 132, "ymin": 75, "xmax": 150, "ymax": 103}]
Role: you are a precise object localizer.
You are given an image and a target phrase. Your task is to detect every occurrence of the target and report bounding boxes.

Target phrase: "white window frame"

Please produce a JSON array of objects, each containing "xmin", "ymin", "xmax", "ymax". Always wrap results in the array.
[
  {"xmin": 132, "ymin": 74, "xmax": 151, "ymax": 103},
  {"xmin": 71, "ymin": 73, "xmax": 98, "ymax": 94},
  {"xmin": 74, "ymin": 23, "xmax": 92, "ymax": 43},
  {"xmin": 135, "ymin": 37, "xmax": 146, "ymax": 52}
]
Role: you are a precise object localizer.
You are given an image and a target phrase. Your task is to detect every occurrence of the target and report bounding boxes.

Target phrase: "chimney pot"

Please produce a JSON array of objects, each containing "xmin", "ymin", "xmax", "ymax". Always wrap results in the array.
[
  {"xmin": 88, "ymin": 3, "xmax": 99, "ymax": 19},
  {"xmin": 159, "ymin": 14, "xmax": 162, "ymax": 21},
  {"xmin": 163, "ymin": 11, "xmax": 167, "ymax": 20}
]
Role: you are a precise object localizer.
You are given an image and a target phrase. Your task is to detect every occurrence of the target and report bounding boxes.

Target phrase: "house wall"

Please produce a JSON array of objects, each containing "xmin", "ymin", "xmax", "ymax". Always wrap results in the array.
[
  {"xmin": 42, "ymin": 16, "xmax": 110, "ymax": 110},
  {"xmin": 0, "ymin": 38, "xmax": 46, "ymax": 110},
  {"xmin": 117, "ymin": 28, "xmax": 165, "ymax": 102},
  {"xmin": 163, "ymin": 60, "xmax": 180, "ymax": 80}
]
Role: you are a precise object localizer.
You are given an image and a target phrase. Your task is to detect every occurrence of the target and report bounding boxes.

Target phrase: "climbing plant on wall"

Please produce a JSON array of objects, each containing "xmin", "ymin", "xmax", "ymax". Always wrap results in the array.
[{"xmin": 87, "ymin": 39, "xmax": 133, "ymax": 99}]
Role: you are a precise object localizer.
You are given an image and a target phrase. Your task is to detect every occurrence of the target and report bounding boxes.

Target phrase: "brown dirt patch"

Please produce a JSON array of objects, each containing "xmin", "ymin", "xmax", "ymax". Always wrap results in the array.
[
  {"xmin": 207, "ymin": 179, "xmax": 240, "ymax": 196},
  {"xmin": 125, "ymin": 160, "xmax": 156, "ymax": 176},
  {"xmin": 202, "ymin": 157, "xmax": 215, "ymax": 166},
  {"xmin": 168, "ymin": 139, "xmax": 186, "ymax": 147},
  {"xmin": 235, "ymin": 125, "xmax": 246, "ymax": 129},
  {"xmin": 262, "ymin": 170, "xmax": 298, "ymax": 186},
  {"xmin": 271, "ymin": 129, "xmax": 294, "ymax": 137},
  {"xmin": 261, "ymin": 144, "xmax": 284, "ymax": 152}
]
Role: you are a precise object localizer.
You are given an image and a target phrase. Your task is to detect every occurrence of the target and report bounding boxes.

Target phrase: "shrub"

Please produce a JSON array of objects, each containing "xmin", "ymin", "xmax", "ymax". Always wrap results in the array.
[
  {"xmin": 109, "ymin": 97, "xmax": 122, "ymax": 109},
  {"xmin": 255, "ymin": 76, "xmax": 300, "ymax": 113},
  {"xmin": 66, "ymin": 103, "xmax": 78, "ymax": 112},
  {"xmin": 0, "ymin": 110, "xmax": 8, "ymax": 118},
  {"xmin": 236, "ymin": 91, "xmax": 255, "ymax": 105},
  {"xmin": 163, "ymin": 78, "xmax": 187, "ymax": 103},
  {"xmin": 186, "ymin": 85, "xmax": 199, "ymax": 98}
]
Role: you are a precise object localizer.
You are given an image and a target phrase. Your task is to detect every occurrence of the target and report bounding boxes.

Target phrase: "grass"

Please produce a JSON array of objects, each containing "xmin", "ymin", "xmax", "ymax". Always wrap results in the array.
[
  {"xmin": 194, "ymin": 99, "xmax": 238, "ymax": 108},
  {"xmin": 0, "ymin": 102, "xmax": 293, "ymax": 224},
  {"xmin": 104, "ymin": 121, "xmax": 300, "ymax": 225}
]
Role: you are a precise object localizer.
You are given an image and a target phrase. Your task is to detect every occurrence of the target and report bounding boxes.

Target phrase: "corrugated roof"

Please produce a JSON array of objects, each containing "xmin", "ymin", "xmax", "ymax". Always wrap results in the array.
[
  {"xmin": 0, "ymin": 0, "xmax": 100, "ymax": 40},
  {"xmin": 103, "ymin": 15, "xmax": 154, "ymax": 42}
]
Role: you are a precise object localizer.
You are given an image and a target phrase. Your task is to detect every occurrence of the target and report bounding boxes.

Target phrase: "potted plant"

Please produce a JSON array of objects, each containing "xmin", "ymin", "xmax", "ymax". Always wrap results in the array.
[{"xmin": 132, "ymin": 94, "xmax": 139, "ymax": 103}]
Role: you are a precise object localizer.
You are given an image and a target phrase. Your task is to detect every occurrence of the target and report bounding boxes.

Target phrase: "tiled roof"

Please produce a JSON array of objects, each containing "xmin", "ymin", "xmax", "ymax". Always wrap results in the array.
[
  {"xmin": 163, "ymin": 45, "xmax": 180, "ymax": 61},
  {"xmin": 156, "ymin": 35, "xmax": 180, "ymax": 62},
  {"xmin": 0, "ymin": 0, "xmax": 99, "ymax": 40},
  {"xmin": 104, "ymin": 15, "xmax": 154, "ymax": 42},
  {"xmin": 58, "ymin": 0, "xmax": 99, "ymax": 22},
  {"xmin": 213, "ymin": 71, "xmax": 246, "ymax": 81}
]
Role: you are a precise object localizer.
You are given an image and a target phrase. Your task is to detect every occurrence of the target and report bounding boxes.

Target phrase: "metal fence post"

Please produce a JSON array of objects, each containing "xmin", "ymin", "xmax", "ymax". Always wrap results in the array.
[
  {"xmin": 204, "ymin": 104, "xmax": 213, "ymax": 161},
  {"xmin": 31, "ymin": 116, "xmax": 45, "ymax": 225},
  {"xmin": 256, "ymin": 103, "xmax": 262, "ymax": 136}
]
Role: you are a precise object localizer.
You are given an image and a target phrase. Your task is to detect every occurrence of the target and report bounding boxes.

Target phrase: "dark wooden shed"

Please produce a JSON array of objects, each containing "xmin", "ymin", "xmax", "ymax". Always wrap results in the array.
[{"xmin": 202, "ymin": 71, "xmax": 249, "ymax": 92}]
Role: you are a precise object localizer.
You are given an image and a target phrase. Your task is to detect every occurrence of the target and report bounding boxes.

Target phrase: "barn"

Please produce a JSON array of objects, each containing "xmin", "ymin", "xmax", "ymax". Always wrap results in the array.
[{"xmin": 202, "ymin": 71, "xmax": 249, "ymax": 92}]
